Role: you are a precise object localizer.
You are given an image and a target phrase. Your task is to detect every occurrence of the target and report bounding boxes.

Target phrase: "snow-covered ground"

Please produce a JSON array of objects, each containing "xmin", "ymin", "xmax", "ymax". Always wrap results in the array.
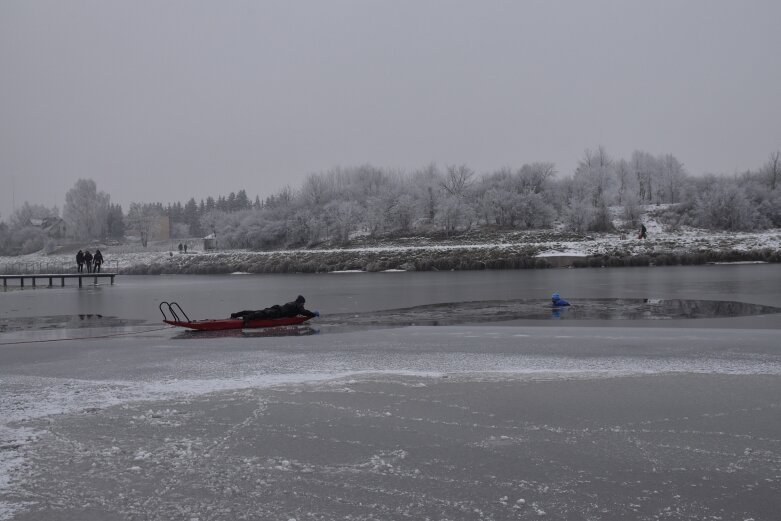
[{"xmin": 1, "ymin": 207, "xmax": 780, "ymax": 274}]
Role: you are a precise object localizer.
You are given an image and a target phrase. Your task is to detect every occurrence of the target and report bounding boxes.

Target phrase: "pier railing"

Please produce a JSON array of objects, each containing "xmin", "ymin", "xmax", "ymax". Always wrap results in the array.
[{"xmin": 0, "ymin": 260, "xmax": 119, "ymax": 275}]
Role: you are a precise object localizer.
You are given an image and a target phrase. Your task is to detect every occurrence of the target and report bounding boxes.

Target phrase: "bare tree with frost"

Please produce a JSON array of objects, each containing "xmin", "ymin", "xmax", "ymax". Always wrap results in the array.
[
  {"xmin": 658, "ymin": 154, "xmax": 687, "ymax": 204},
  {"xmin": 574, "ymin": 146, "xmax": 616, "ymax": 207},
  {"xmin": 762, "ymin": 150, "xmax": 780, "ymax": 191},
  {"xmin": 126, "ymin": 203, "xmax": 161, "ymax": 247},
  {"xmin": 63, "ymin": 179, "xmax": 110, "ymax": 240},
  {"xmin": 441, "ymin": 164, "xmax": 475, "ymax": 198}
]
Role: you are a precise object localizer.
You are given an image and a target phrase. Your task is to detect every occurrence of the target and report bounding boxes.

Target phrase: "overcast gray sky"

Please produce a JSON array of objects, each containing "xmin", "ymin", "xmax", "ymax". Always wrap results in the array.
[{"xmin": 2, "ymin": 0, "xmax": 780, "ymax": 219}]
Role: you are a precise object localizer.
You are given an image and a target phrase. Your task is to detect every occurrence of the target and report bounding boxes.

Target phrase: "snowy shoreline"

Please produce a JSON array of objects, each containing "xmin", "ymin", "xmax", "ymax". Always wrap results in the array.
[{"xmin": 2, "ymin": 226, "xmax": 780, "ymax": 275}]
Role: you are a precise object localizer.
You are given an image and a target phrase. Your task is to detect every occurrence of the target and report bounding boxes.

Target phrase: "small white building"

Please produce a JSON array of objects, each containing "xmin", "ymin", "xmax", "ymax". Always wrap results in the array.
[{"xmin": 203, "ymin": 233, "xmax": 217, "ymax": 251}]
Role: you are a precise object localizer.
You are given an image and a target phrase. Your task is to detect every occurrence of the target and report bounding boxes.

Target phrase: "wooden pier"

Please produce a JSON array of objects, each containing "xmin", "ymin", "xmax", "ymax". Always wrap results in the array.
[{"xmin": 1, "ymin": 273, "xmax": 116, "ymax": 288}]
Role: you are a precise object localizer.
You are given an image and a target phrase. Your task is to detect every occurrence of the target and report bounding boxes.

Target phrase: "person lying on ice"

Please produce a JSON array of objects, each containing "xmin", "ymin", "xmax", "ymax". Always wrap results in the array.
[
  {"xmin": 551, "ymin": 293, "xmax": 571, "ymax": 307},
  {"xmin": 231, "ymin": 295, "xmax": 319, "ymax": 321}
]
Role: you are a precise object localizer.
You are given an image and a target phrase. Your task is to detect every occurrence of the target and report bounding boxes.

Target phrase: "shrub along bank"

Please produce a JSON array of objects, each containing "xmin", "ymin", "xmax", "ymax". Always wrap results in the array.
[{"xmin": 119, "ymin": 246, "xmax": 780, "ymax": 275}]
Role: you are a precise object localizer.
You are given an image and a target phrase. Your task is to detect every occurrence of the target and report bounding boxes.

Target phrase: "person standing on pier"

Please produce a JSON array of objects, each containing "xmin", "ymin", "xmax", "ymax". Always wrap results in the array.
[
  {"xmin": 76, "ymin": 250, "xmax": 85, "ymax": 273},
  {"xmin": 83, "ymin": 250, "xmax": 93, "ymax": 273},
  {"xmin": 93, "ymin": 249, "xmax": 104, "ymax": 272}
]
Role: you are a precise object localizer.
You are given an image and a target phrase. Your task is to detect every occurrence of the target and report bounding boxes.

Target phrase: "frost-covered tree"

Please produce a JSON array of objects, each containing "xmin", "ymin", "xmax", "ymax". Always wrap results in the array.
[
  {"xmin": 622, "ymin": 193, "xmax": 642, "ymax": 227},
  {"xmin": 574, "ymin": 146, "xmax": 616, "ymax": 206},
  {"xmin": 63, "ymin": 179, "xmax": 110, "ymax": 240},
  {"xmin": 517, "ymin": 162, "xmax": 556, "ymax": 194},
  {"xmin": 385, "ymin": 193, "xmax": 416, "ymax": 232},
  {"xmin": 9, "ymin": 202, "xmax": 59, "ymax": 229},
  {"xmin": 325, "ymin": 200, "xmax": 364, "ymax": 243},
  {"xmin": 614, "ymin": 159, "xmax": 638, "ymax": 205},
  {"xmin": 0, "ymin": 204, "xmax": 59, "ymax": 255},
  {"xmin": 658, "ymin": 154, "xmax": 687, "ymax": 204},
  {"xmin": 199, "ymin": 209, "xmax": 223, "ymax": 239},
  {"xmin": 126, "ymin": 203, "xmax": 161, "ymax": 247},
  {"xmin": 693, "ymin": 179, "xmax": 759, "ymax": 231},
  {"xmin": 435, "ymin": 195, "xmax": 475, "ymax": 235},
  {"xmin": 762, "ymin": 150, "xmax": 780, "ymax": 191},
  {"xmin": 12, "ymin": 226, "xmax": 47, "ymax": 255},
  {"xmin": 410, "ymin": 163, "xmax": 442, "ymax": 222},
  {"xmin": 441, "ymin": 164, "xmax": 475, "ymax": 198},
  {"xmin": 301, "ymin": 172, "xmax": 337, "ymax": 207},
  {"xmin": 565, "ymin": 196, "xmax": 594, "ymax": 233},
  {"xmin": 515, "ymin": 192, "xmax": 556, "ymax": 229},
  {"xmin": 630, "ymin": 150, "xmax": 657, "ymax": 204},
  {"xmin": 740, "ymin": 171, "xmax": 781, "ymax": 227},
  {"xmin": 364, "ymin": 189, "xmax": 398, "ymax": 236}
]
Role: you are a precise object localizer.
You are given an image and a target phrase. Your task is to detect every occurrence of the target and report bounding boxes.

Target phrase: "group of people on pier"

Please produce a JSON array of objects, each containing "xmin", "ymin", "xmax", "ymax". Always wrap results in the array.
[{"xmin": 76, "ymin": 249, "xmax": 104, "ymax": 273}]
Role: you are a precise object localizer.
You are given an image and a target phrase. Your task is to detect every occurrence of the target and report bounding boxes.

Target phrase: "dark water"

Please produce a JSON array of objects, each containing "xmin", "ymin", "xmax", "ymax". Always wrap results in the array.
[{"xmin": 2, "ymin": 264, "xmax": 781, "ymax": 328}]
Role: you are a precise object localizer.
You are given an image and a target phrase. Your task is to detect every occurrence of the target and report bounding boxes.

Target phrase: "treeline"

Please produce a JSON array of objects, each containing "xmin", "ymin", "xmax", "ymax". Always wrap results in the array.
[
  {"xmin": 1, "ymin": 148, "xmax": 779, "ymax": 255},
  {"xmin": 204, "ymin": 148, "xmax": 781, "ymax": 250},
  {"xmin": 0, "ymin": 182, "xmax": 261, "ymax": 255}
]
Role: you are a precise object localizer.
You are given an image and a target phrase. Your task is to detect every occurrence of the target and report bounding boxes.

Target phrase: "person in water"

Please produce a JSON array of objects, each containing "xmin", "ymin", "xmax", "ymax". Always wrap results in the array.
[
  {"xmin": 231, "ymin": 295, "xmax": 319, "ymax": 322},
  {"xmin": 551, "ymin": 293, "xmax": 571, "ymax": 307}
]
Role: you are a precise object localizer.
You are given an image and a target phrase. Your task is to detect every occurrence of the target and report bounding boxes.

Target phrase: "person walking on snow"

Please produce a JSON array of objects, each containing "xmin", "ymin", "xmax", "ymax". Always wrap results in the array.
[{"xmin": 638, "ymin": 223, "xmax": 648, "ymax": 239}]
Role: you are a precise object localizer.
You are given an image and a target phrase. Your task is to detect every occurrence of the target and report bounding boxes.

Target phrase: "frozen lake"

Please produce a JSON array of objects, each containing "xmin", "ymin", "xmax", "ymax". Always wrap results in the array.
[{"xmin": 1, "ymin": 264, "xmax": 781, "ymax": 520}]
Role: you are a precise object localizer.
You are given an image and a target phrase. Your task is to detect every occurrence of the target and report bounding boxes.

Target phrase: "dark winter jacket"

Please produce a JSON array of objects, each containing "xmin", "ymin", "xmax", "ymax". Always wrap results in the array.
[
  {"xmin": 278, "ymin": 296, "xmax": 316, "ymax": 318},
  {"xmin": 232, "ymin": 296, "xmax": 316, "ymax": 321}
]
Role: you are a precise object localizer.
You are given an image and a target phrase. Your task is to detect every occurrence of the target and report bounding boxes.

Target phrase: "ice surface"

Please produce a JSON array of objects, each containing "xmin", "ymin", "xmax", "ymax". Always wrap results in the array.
[{"xmin": 1, "ymin": 323, "xmax": 780, "ymax": 520}]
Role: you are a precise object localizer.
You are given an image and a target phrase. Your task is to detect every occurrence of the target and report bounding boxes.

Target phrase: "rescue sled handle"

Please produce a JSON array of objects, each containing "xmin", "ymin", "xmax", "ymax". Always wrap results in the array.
[{"xmin": 159, "ymin": 301, "xmax": 191, "ymax": 323}]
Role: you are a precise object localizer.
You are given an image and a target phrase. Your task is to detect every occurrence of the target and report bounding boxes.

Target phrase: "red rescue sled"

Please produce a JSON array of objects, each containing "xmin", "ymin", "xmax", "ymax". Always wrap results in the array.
[{"xmin": 160, "ymin": 301, "xmax": 314, "ymax": 331}]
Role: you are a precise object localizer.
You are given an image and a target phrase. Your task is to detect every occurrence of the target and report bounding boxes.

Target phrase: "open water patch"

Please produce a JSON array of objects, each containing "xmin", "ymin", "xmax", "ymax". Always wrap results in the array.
[{"xmin": 320, "ymin": 298, "xmax": 781, "ymax": 327}]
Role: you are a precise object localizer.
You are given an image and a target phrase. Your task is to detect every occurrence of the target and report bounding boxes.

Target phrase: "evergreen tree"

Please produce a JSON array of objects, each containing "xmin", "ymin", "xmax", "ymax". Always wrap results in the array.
[
  {"xmin": 106, "ymin": 203, "xmax": 125, "ymax": 239},
  {"xmin": 236, "ymin": 189, "xmax": 250, "ymax": 210}
]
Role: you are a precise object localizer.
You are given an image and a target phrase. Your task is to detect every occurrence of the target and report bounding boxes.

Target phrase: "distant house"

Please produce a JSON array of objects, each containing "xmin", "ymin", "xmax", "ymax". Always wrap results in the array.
[
  {"xmin": 203, "ymin": 233, "xmax": 217, "ymax": 251},
  {"xmin": 30, "ymin": 217, "xmax": 67, "ymax": 238}
]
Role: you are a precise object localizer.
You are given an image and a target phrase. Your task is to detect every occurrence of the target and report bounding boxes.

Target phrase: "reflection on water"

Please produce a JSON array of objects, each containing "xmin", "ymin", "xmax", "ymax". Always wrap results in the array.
[
  {"xmin": 170, "ymin": 326, "xmax": 320, "ymax": 340},
  {"xmin": 0, "ymin": 314, "xmax": 147, "ymax": 333}
]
